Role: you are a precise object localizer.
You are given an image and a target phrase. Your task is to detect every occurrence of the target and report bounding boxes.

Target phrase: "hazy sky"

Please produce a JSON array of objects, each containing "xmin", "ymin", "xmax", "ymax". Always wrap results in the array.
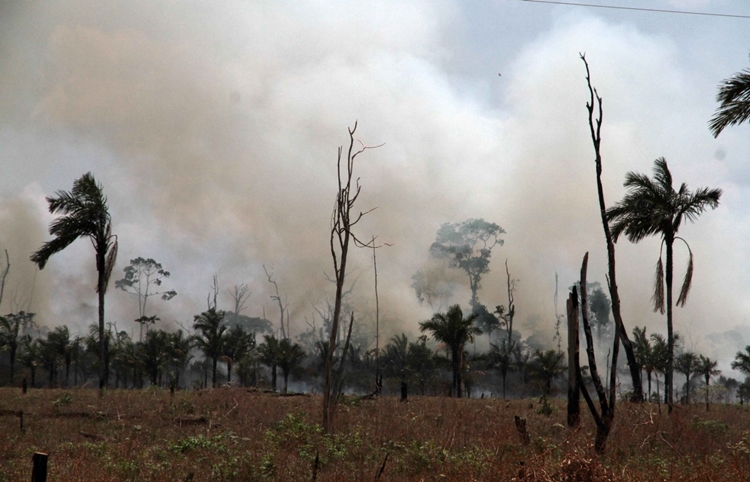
[{"xmin": 1, "ymin": 0, "xmax": 749, "ymax": 371}]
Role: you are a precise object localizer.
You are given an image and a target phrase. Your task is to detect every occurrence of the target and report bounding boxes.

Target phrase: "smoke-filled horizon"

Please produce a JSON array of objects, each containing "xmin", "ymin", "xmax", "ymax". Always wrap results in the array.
[{"xmin": 1, "ymin": 1, "xmax": 749, "ymax": 372}]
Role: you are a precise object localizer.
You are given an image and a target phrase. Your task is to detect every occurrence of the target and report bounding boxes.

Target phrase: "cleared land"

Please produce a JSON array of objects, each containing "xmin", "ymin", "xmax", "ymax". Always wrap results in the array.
[{"xmin": 1, "ymin": 387, "xmax": 749, "ymax": 481}]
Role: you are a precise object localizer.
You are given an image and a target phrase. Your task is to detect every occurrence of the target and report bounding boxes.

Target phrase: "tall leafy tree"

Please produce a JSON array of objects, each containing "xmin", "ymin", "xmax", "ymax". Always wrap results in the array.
[
  {"xmin": 607, "ymin": 158, "xmax": 721, "ymax": 411},
  {"xmin": 429, "ymin": 219, "xmax": 504, "ymax": 308},
  {"xmin": 31, "ymin": 172, "xmax": 118, "ymax": 392},
  {"xmin": 192, "ymin": 308, "xmax": 227, "ymax": 388},
  {"xmin": 115, "ymin": 257, "xmax": 177, "ymax": 341},
  {"xmin": 709, "ymin": 53, "xmax": 750, "ymax": 136},
  {"xmin": 697, "ymin": 355, "xmax": 720, "ymax": 411},
  {"xmin": 419, "ymin": 304, "xmax": 480, "ymax": 398}
]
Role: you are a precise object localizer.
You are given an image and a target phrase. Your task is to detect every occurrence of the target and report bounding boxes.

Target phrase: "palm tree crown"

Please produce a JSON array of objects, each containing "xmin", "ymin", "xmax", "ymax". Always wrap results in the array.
[
  {"xmin": 31, "ymin": 173, "xmax": 117, "ymax": 392},
  {"xmin": 607, "ymin": 158, "xmax": 720, "ymax": 411},
  {"xmin": 709, "ymin": 61, "xmax": 750, "ymax": 137},
  {"xmin": 419, "ymin": 304, "xmax": 480, "ymax": 398}
]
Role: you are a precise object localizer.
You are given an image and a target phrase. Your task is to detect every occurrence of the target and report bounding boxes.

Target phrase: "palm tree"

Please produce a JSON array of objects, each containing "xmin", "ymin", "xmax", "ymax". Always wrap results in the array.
[
  {"xmin": 258, "ymin": 335, "xmax": 281, "ymax": 391},
  {"xmin": 675, "ymin": 351, "xmax": 698, "ymax": 404},
  {"xmin": 607, "ymin": 158, "xmax": 721, "ymax": 411},
  {"xmin": 221, "ymin": 325, "xmax": 253, "ymax": 385},
  {"xmin": 139, "ymin": 329, "xmax": 170, "ymax": 387},
  {"xmin": 731, "ymin": 346, "xmax": 750, "ymax": 380},
  {"xmin": 709, "ymin": 55, "xmax": 750, "ymax": 137},
  {"xmin": 632, "ymin": 326, "xmax": 656, "ymax": 400},
  {"xmin": 18, "ymin": 335, "xmax": 41, "ymax": 388},
  {"xmin": 650, "ymin": 333, "xmax": 670, "ymax": 407},
  {"xmin": 276, "ymin": 338, "xmax": 305, "ymax": 394},
  {"xmin": 30, "ymin": 173, "xmax": 118, "ymax": 392},
  {"xmin": 166, "ymin": 330, "xmax": 193, "ymax": 390},
  {"xmin": 529, "ymin": 349, "xmax": 566, "ymax": 396},
  {"xmin": 696, "ymin": 355, "xmax": 720, "ymax": 411},
  {"xmin": 419, "ymin": 304, "xmax": 480, "ymax": 398},
  {"xmin": 192, "ymin": 308, "xmax": 227, "ymax": 388}
]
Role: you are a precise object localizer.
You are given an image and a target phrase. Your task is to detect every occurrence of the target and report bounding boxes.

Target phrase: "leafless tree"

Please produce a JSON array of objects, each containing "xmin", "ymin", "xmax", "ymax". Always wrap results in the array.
[
  {"xmin": 581, "ymin": 54, "xmax": 643, "ymax": 402},
  {"xmin": 322, "ymin": 122, "xmax": 382, "ymax": 433},
  {"xmin": 263, "ymin": 265, "xmax": 289, "ymax": 339}
]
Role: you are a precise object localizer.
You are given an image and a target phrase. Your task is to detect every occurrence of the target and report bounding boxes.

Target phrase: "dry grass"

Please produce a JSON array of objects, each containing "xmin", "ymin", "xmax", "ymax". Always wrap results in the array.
[{"xmin": 1, "ymin": 388, "xmax": 750, "ymax": 481}]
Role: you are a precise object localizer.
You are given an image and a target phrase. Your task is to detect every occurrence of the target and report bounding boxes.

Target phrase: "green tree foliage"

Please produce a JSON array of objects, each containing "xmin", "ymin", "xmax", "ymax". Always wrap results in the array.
[
  {"xmin": 529, "ymin": 348, "xmax": 566, "ymax": 396},
  {"xmin": 221, "ymin": 325, "xmax": 254, "ymax": 385},
  {"xmin": 18, "ymin": 334, "xmax": 41, "ymax": 387},
  {"xmin": 632, "ymin": 326, "xmax": 656, "ymax": 400},
  {"xmin": 115, "ymin": 257, "xmax": 177, "ymax": 341},
  {"xmin": 258, "ymin": 334, "xmax": 280, "ymax": 391},
  {"xmin": 709, "ymin": 53, "xmax": 750, "ymax": 137},
  {"xmin": 419, "ymin": 304, "xmax": 480, "ymax": 398},
  {"xmin": 192, "ymin": 308, "xmax": 227, "ymax": 388},
  {"xmin": 0, "ymin": 311, "xmax": 34, "ymax": 383},
  {"xmin": 276, "ymin": 338, "xmax": 305, "ymax": 394},
  {"xmin": 697, "ymin": 355, "xmax": 720, "ymax": 411},
  {"xmin": 31, "ymin": 172, "xmax": 118, "ymax": 392},
  {"xmin": 675, "ymin": 351, "xmax": 698, "ymax": 404},
  {"xmin": 429, "ymin": 219, "xmax": 504, "ymax": 308},
  {"xmin": 381, "ymin": 334, "xmax": 436, "ymax": 395},
  {"xmin": 607, "ymin": 158, "xmax": 721, "ymax": 410}
]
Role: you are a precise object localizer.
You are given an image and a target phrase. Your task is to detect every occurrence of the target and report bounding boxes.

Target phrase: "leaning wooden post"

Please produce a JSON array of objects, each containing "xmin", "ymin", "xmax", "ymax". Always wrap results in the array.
[
  {"xmin": 567, "ymin": 290, "xmax": 580, "ymax": 428},
  {"xmin": 31, "ymin": 452, "xmax": 48, "ymax": 482}
]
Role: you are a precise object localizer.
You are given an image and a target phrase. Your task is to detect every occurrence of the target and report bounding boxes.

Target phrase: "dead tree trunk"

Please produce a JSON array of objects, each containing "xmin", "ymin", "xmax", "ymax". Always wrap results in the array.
[
  {"xmin": 581, "ymin": 54, "xmax": 643, "ymax": 403},
  {"xmin": 577, "ymin": 252, "xmax": 620, "ymax": 454},
  {"xmin": 567, "ymin": 288, "xmax": 580, "ymax": 428},
  {"xmin": 322, "ymin": 122, "xmax": 382, "ymax": 433}
]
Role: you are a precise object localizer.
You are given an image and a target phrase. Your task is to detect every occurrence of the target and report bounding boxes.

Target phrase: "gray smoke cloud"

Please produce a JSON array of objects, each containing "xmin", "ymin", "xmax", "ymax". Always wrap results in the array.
[{"xmin": 1, "ymin": 1, "xmax": 749, "ymax": 371}]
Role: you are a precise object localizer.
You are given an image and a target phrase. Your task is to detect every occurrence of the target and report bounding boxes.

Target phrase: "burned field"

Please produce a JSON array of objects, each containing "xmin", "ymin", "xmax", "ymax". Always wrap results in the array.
[{"xmin": 2, "ymin": 387, "xmax": 750, "ymax": 481}]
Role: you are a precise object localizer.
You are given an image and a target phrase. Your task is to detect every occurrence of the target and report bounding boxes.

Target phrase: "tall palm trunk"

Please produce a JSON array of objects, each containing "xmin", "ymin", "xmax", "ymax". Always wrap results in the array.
[
  {"xmin": 666, "ymin": 234, "xmax": 674, "ymax": 412},
  {"xmin": 97, "ymin": 249, "xmax": 106, "ymax": 394},
  {"xmin": 452, "ymin": 345, "xmax": 462, "ymax": 398}
]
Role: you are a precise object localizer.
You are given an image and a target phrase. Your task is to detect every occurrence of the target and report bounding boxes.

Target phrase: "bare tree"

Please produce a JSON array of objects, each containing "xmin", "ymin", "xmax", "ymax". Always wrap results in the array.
[
  {"xmin": 322, "ymin": 122, "xmax": 382, "ymax": 433},
  {"xmin": 263, "ymin": 265, "xmax": 288, "ymax": 339},
  {"xmin": 228, "ymin": 283, "xmax": 251, "ymax": 325},
  {"xmin": 581, "ymin": 54, "xmax": 643, "ymax": 402}
]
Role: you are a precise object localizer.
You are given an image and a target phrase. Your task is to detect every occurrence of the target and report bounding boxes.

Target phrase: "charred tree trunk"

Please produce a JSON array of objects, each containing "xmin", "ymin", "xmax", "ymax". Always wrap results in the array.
[
  {"xmin": 567, "ymin": 289, "xmax": 580, "ymax": 428},
  {"xmin": 581, "ymin": 54, "xmax": 643, "ymax": 403},
  {"xmin": 577, "ymin": 252, "xmax": 619, "ymax": 454},
  {"xmin": 322, "ymin": 122, "xmax": 381, "ymax": 433}
]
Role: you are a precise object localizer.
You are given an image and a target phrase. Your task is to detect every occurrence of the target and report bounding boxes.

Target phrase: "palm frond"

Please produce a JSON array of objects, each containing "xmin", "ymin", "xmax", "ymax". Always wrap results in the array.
[
  {"xmin": 676, "ymin": 247, "xmax": 693, "ymax": 307},
  {"xmin": 652, "ymin": 256, "xmax": 665, "ymax": 314},
  {"xmin": 709, "ymin": 68, "xmax": 750, "ymax": 137}
]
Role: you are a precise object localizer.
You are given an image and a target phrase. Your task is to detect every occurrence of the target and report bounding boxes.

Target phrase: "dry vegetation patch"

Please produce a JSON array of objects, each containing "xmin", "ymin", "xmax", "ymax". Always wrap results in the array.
[{"xmin": 1, "ymin": 388, "xmax": 750, "ymax": 481}]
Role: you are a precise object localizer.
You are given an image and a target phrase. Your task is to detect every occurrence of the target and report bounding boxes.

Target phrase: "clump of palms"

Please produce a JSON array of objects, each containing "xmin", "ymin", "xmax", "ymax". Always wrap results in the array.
[
  {"xmin": 419, "ymin": 304, "xmax": 480, "ymax": 398},
  {"xmin": 31, "ymin": 173, "xmax": 118, "ymax": 392},
  {"xmin": 607, "ymin": 158, "xmax": 721, "ymax": 411},
  {"xmin": 192, "ymin": 308, "xmax": 227, "ymax": 388}
]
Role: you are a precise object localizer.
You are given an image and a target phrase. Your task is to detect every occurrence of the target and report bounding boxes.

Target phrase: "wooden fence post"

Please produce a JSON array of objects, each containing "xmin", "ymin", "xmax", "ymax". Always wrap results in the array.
[{"xmin": 31, "ymin": 452, "xmax": 48, "ymax": 482}]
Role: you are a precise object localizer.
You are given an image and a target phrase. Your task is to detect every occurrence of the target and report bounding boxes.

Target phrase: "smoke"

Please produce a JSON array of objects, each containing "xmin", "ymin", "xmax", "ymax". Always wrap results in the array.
[{"xmin": 0, "ymin": 1, "xmax": 747, "ymax": 368}]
